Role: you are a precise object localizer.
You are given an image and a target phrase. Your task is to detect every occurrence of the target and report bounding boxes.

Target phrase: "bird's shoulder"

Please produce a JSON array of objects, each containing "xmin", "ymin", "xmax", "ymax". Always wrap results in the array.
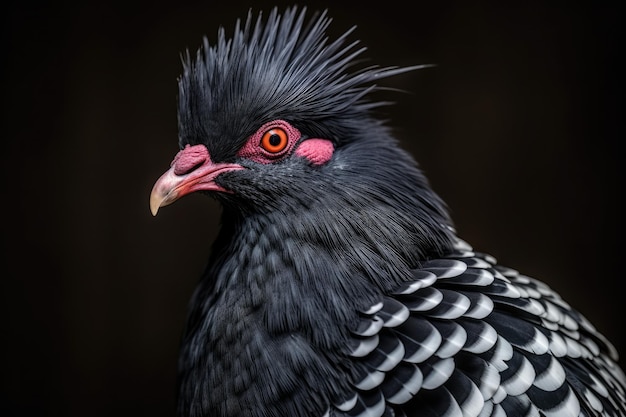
[{"xmin": 329, "ymin": 238, "xmax": 626, "ymax": 417}]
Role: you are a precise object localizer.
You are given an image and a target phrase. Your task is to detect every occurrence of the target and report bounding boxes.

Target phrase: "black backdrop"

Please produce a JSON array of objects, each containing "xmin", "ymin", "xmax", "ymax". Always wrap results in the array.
[{"xmin": 3, "ymin": 1, "xmax": 623, "ymax": 416}]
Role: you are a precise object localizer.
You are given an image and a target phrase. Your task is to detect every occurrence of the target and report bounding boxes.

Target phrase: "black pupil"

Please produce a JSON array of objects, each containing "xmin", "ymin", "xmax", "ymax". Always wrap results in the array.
[{"xmin": 269, "ymin": 133, "xmax": 282, "ymax": 147}]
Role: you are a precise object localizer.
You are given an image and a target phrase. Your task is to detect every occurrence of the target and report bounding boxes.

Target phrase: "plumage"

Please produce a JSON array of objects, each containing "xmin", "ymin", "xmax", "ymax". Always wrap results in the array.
[{"xmin": 149, "ymin": 6, "xmax": 626, "ymax": 417}]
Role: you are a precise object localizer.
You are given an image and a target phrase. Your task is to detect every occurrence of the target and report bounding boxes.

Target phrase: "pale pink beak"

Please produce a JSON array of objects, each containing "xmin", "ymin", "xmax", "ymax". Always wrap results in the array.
[{"xmin": 150, "ymin": 144, "xmax": 243, "ymax": 216}]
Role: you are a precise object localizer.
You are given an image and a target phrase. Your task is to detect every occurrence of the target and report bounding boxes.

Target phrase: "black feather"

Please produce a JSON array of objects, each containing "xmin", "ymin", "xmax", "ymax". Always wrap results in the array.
[
  {"xmin": 150, "ymin": 5, "xmax": 626, "ymax": 417},
  {"xmin": 177, "ymin": 6, "xmax": 425, "ymax": 159}
]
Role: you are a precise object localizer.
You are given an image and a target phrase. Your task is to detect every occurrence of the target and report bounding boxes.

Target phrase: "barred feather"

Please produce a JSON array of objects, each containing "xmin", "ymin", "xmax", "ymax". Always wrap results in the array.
[
  {"xmin": 151, "ymin": 6, "xmax": 626, "ymax": 417},
  {"xmin": 333, "ymin": 240, "xmax": 626, "ymax": 416}
]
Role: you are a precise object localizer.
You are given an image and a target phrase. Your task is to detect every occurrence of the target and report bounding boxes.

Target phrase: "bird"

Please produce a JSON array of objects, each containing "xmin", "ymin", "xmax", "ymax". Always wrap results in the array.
[{"xmin": 149, "ymin": 6, "xmax": 626, "ymax": 417}]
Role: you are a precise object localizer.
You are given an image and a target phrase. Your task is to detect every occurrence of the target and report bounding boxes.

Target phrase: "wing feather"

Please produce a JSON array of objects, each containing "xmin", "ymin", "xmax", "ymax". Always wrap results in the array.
[{"xmin": 332, "ymin": 241, "xmax": 625, "ymax": 417}]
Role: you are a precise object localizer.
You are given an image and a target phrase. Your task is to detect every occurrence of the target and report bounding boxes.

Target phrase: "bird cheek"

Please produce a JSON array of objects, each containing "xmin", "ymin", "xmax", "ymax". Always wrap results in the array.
[{"xmin": 294, "ymin": 139, "xmax": 335, "ymax": 165}]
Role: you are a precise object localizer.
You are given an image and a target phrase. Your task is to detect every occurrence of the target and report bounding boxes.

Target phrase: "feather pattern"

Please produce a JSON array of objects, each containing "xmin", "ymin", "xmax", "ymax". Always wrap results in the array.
[
  {"xmin": 332, "ymin": 240, "xmax": 626, "ymax": 416},
  {"xmin": 150, "ymin": 6, "xmax": 626, "ymax": 417}
]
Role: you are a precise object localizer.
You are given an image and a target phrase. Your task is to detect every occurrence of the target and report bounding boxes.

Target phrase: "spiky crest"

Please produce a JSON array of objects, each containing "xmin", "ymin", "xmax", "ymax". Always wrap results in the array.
[{"xmin": 177, "ymin": 6, "xmax": 425, "ymax": 159}]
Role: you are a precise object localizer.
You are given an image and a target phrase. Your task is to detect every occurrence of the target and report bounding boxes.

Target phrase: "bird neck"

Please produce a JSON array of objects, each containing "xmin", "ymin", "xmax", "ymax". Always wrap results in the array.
[
  {"xmin": 213, "ymin": 191, "xmax": 454, "ymax": 305},
  {"xmin": 176, "ymin": 140, "xmax": 458, "ymax": 416}
]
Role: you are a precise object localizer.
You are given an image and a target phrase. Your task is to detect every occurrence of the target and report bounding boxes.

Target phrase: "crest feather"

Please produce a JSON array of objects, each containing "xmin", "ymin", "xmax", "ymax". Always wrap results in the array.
[{"xmin": 177, "ymin": 6, "xmax": 428, "ymax": 153}]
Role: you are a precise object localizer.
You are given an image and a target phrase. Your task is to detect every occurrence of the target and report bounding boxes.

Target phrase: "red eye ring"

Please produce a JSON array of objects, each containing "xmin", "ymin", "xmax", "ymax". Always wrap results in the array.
[{"xmin": 260, "ymin": 128, "xmax": 289, "ymax": 153}]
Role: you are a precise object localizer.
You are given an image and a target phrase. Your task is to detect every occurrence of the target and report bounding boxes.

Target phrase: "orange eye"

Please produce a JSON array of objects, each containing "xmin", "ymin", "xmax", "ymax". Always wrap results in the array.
[{"xmin": 260, "ymin": 128, "xmax": 289, "ymax": 153}]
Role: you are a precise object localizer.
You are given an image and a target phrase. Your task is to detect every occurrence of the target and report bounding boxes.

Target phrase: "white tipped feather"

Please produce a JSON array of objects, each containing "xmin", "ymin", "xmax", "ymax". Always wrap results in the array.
[
  {"xmin": 524, "ymin": 286, "xmax": 542, "ymax": 299},
  {"xmin": 425, "ymin": 260, "xmax": 468, "ymax": 279},
  {"xmin": 548, "ymin": 332, "xmax": 568, "ymax": 357},
  {"xmin": 392, "ymin": 271, "xmax": 437, "ymax": 294},
  {"xmin": 428, "ymin": 292, "xmax": 471, "ymax": 320},
  {"xmin": 441, "ymin": 388, "xmax": 464, "ymax": 417},
  {"xmin": 334, "ymin": 393, "xmax": 358, "ymax": 411},
  {"xmin": 405, "ymin": 287, "xmax": 444, "ymax": 312},
  {"xmin": 533, "ymin": 355, "xmax": 566, "ymax": 391},
  {"xmin": 386, "ymin": 366, "xmax": 424, "ymax": 405},
  {"xmin": 436, "ymin": 323, "xmax": 467, "ymax": 358},
  {"xmin": 355, "ymin": 369, "xmax": 385, "ymax": 390},
  {"xmin": 363, "ymin": 302, "xmax": 384, "ymax": 315},
  {"xmin": 459, "ymin": 381, "xmax": 485, "ymax": 417},
  {"xmin": 476, "ymin": 361, "xmax": 501, "ymax": 400},
  {"xmin": 359, "ymin": 316, "xmax": 384, "ymax": 337},
  {"xmin": 583, "ymin": 388, "xmax": 604, "ymax": 413},
  {"xmin": 502, "ymin": 355, "xmax": 536, "ymax": 396},
  {"xmin": 524, "ymin": 327, "xmax": 550, "ymax": 355},
  {"xmin": 421, "ymin": 358, "xmax": 455, "ymax": 390},
  {"xmin": 588, "ymin": 371, "xmax": 610, "ymax": 398},
  {"xmin": 565, "ymin": 337, "xmax": 583, "ymax": 358},
  {"xmin": 560, "ymin": 313, "xmax": 579, "ymax": 331},
  {"xmin": 463, "ymin": 323, "xmax": 498, "ymax": 354},
  {"xmin": 490, "ymin": 337, "xmax": 514, "ymax": 371},
  {"xmin": 542, "ymin": 386, "xmax": 580, "ymax": 417},
  {"xmin": 404, "ymin": 325, "xmax": 442, "ymax": 363},
  {"xmin": 492, "ymin": 386, "xmax": 507, "ymax": 404},
  {"xmin": 353, "ymin": 392, "xmax": 386, "ymax": 417},
  {"xmin": 544, "ymin": 302, "xmax": 561, "ymax": 323},
  {"xmin": 375, "ymin": 338, "xmax": 405, "ymax": 372},
  {"xmin": 464, "ymin": 294, "xmax": 494, "ymax": 320},
  {"xmin": 381, "ymin": 303, "xmax": 410, "ymax": 327},
  {"xmin": 350, "ymin": 335, "xmax": 379, "ymax": 357},
  {"xmin": 525, "ymin": 298, "xmax": 546, "ymax": 316},
  {"xmin": 465, "ymin": 258, "xmax": 492, "ymax": 269}
]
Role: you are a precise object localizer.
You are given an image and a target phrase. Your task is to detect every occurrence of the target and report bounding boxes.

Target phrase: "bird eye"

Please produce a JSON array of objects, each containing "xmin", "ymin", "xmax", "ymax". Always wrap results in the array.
[{"xmin": 260, "ymin": 128, "xmax": 289, "ymax": 153}]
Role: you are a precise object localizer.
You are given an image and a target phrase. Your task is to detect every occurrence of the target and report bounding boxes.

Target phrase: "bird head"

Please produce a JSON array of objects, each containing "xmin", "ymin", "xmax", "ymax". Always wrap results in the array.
[
  {"xmin": 150, "ymin": 6, "xmax": 454, "ymax": 259},
  {"xmin": 152, "ymin": 8, "xmax": 410, "ymax": 208}
]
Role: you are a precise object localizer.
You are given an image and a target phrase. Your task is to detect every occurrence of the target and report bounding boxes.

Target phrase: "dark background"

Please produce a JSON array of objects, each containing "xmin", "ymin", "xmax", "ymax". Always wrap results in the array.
[{"xmin": 3, "ymin": 1, "xmax": 623, "ymax": 416}]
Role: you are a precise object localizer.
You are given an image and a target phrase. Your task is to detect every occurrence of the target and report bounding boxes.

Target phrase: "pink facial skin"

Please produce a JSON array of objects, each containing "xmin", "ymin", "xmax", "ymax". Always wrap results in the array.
[
  {"xmin": 237, "ymin": 119, "xmax": 334, "ymax": 166},
  {"xmin": 294, "ymin": 139, "xmax": 334, "ymax": 166},
  {"xmin": 150, "ymin": 120, "xmax": 335, "ymax": 215}
]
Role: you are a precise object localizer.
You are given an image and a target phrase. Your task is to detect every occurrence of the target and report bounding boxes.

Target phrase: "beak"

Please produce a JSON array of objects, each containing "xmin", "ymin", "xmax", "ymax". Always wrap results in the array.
[{"xmin": 150, "ymin": 144, "xmax": 243, "ymax": 216}]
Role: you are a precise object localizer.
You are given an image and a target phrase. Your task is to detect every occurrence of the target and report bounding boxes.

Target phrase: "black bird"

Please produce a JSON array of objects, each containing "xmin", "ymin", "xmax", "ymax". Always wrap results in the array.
[{"xmin": 150, "ymin": 6, "xmax": 626, "ymax": 417}]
